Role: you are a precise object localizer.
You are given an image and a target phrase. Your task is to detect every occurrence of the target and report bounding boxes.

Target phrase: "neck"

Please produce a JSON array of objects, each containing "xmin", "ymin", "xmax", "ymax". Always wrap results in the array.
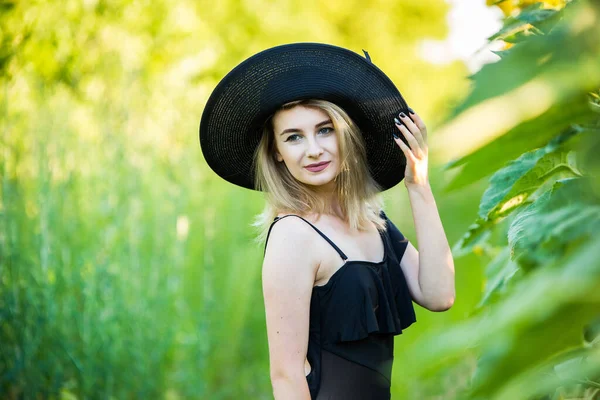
[{"xmin": 309, "ymin": 181, "xmax": 344, "ymax": 218}]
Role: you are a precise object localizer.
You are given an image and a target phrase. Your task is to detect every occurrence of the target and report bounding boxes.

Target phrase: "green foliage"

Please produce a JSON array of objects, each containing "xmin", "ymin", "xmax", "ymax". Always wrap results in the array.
[{"xmin": 418, "ymin": 0, "xmax": 600, "ymax": 398}]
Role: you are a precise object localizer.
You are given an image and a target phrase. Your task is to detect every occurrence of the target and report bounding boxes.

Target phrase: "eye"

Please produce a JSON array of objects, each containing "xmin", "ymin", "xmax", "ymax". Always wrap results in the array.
[
  {"xmin": 319, "ymin": 127, "xmax": 333, "ymax": 135},
  {"xmin": 284, "ymin": 134, "xmax": 301, "ymax": 142}
]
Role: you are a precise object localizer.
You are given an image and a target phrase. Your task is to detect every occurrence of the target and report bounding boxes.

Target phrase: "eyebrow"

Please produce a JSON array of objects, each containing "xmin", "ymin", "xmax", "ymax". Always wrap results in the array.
[{"xmin": 279, "ymin": 119, "xmax": 332, "ymax": 136}]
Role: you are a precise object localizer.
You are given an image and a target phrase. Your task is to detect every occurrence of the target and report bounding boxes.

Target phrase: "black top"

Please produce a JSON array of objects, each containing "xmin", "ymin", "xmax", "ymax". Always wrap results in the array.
[{"xmin": 264, "ymin": 211, "xmax": 417, "ymax": 399}]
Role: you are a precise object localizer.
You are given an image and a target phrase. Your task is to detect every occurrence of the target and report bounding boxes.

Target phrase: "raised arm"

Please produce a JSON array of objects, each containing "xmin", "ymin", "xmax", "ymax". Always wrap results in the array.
[
  {"xmin": 393, "ymin": 109, "xmax": 456, "ymax": 312},
  {"xmin": 262, "ymin": 217, "xmax": 318, "ymax": 400}
]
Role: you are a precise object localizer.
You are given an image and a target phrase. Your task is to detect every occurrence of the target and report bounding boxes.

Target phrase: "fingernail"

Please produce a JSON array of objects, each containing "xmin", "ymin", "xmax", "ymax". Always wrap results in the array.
[
  {"xmin": 392, "ymin": 132, "xmax": 400, "ymax": 139},
  {"xmin": 399, "ymin": 112, "xmax": 406, "ymax": 118},
  {"xmin": 408, "ymin": 107, "xmax": 415, "ymax": 115},
  {"xmin": 394, "ymin": 117, "xmax": 402, "ymax": 125}
]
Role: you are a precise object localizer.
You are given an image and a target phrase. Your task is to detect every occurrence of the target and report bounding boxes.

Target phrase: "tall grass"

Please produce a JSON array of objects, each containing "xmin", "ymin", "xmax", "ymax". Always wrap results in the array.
[{"xmin": 0, "ymin": 78, "xmax": 273, "ymax": 398}]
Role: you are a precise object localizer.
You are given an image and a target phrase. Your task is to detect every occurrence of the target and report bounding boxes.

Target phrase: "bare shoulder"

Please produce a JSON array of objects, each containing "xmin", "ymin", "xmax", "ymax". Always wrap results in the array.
[{"xmin": 263, "ymin": 215, "xmax": 319, "ymax": 274}]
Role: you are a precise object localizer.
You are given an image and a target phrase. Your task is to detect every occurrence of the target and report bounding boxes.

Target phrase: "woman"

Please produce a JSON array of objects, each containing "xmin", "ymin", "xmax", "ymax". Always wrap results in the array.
[{"xmin": 199, "ymin": 43, "xmax": 455, "ymax": 399}]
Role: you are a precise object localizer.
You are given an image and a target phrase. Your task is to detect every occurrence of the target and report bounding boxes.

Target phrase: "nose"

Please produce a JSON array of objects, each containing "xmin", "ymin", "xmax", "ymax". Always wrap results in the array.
[{"xmin": 306, "ymin": 136, "xmax": 324, "ymax": 158}]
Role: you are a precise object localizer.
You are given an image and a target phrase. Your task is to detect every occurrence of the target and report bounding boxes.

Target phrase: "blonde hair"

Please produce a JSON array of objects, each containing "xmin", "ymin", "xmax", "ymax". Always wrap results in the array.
[{"xmin": 251, "ymin": 99, "xmax": 385, "ymax": 243}]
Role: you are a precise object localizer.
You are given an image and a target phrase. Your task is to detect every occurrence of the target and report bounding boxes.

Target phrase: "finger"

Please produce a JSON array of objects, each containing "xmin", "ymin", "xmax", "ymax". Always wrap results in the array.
[
  {"xmin": 393, "ymin": 135, "xmax": 417, "ymax": 163},
  {"xmin": 395, "ymin": 121, "xmax": 424, "ymax": 158},
  {"xmin": 406, "ymin": 108, "xmax": 428, "ymax": 142},
  {"xmin": 398, "ymin": 112, "xmax": 426, "ymax": 149}
]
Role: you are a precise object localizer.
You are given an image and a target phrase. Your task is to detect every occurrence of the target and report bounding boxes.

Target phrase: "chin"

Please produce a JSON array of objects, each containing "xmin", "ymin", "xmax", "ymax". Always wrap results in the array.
[{"xmin": 301, "ymin": 173, "xmax": 337, "ymax": 188}]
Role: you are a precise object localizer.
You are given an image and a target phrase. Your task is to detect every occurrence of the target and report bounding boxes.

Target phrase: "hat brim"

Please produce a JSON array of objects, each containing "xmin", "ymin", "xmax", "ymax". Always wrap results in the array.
[{"xmin": 199, "ymin": 42, "xmax": 409, "ymax": 191}]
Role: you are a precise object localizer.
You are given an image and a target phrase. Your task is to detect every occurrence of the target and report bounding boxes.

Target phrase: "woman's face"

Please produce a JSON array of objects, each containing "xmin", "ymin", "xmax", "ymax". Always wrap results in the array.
[{"xmin": 272, "ymin": 105, "xmax": 340, "ymax": 191}]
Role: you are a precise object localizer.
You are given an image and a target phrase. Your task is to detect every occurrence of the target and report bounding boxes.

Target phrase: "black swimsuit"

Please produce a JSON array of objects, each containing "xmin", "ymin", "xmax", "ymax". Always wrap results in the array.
[{"xmin": 264, "ymin": 211, "xmax": 416, "ymax": 399}]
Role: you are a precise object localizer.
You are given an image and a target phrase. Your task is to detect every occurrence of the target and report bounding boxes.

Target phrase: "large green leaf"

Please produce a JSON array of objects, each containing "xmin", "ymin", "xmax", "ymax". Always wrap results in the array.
[
  {"xmin": 442, "ymin": 95, "xmax": 594, "ymax": 193},
  {"xmin": 477, "ymin": 131, "xmax": 582, "ymax": 220},
  {"xmin": 508, "ymin": 177, "xmax": 600, "ymax": 269},
  {"xmin": 475, "ymin": 246, "xmax": 521, "ymax": 310},
  {"xmin": 450, "ymin": 128, "xmax": 583, "ymax": 256},
  {"xmin": 451, "ymin": 216, "xmax": 497, "ymax": 257},
  {"xmin": 488, "ymin": 3, "xmax": 560, "ymax": 42}
]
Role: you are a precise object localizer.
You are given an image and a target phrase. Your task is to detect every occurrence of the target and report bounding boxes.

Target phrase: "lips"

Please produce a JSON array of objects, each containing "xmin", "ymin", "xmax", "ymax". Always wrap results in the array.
[{"xmin": 304, "ymin": 161, "xmax": 331, "ymax": 172}]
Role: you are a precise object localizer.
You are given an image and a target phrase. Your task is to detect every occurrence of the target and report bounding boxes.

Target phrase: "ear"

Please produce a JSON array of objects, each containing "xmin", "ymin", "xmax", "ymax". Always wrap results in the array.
[{"xmin": 275, "ymin": 152, "xmax": 283, "ymax": 162}]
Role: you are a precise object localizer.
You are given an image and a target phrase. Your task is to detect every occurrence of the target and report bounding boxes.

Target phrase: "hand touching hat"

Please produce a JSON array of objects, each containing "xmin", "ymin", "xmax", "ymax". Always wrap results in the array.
[{"xmin": 393, "ymin": 109, "xmax": 429, "ymax": 187}]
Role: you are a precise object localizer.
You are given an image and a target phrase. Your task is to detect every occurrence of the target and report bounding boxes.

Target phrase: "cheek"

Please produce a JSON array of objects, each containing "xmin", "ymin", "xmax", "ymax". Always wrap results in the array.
[
  {"xmin": 277, "ymin": 145, "xmax": 300, "ymax": 165},
  {"xmin": 325, "ymin": 133, "xmax": 339, "ymax": 147},
  {"xmin": 275, "ymin": 141, "xmax": 289, "ymax": 160},
  {"xmin": 325, "ymin": 137, "xmax": 340, "ymax": 157}
]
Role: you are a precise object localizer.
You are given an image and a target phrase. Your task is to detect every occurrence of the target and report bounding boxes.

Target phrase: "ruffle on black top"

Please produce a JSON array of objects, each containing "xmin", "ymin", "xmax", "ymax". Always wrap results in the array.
[{"xmin": 315, "ymin": 211, "xmax": 416, "ymax": 343}]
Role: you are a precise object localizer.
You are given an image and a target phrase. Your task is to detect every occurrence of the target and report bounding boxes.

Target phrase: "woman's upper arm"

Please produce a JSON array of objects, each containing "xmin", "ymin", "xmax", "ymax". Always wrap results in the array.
[
  {"xmin": 262, "ymin": 217, "xmax": 317, "ymax": 381},
  {"xmin": 399, "ymin": 243, "xmax": 428, "ymax": 308},
  {"xmin": 386, "ymin": 217, "xmax": 427, "ymax": 308}
]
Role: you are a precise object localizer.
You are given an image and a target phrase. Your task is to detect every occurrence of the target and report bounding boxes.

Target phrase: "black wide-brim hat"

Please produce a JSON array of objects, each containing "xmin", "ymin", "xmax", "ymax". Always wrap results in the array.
[{"xmin": 199, "ymin": 42, "xmax": 410, "ymax": 191}]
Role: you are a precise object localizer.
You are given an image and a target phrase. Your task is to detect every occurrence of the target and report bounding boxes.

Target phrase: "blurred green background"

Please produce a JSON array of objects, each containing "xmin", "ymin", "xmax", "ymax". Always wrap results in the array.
[{"xmin": 1, "ymin": 0, "xmax": 599, "ymax": 399}]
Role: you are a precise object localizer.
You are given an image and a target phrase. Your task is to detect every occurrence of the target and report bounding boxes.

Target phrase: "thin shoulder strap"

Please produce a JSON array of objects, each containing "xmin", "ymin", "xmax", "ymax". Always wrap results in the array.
[
  {"xmin": 263, "ymin": 215, "xmax": 348, "ymax": 260},
  {"xmin": 379, "ymin": 209, "xmax": 388, "ymax": 220}
]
